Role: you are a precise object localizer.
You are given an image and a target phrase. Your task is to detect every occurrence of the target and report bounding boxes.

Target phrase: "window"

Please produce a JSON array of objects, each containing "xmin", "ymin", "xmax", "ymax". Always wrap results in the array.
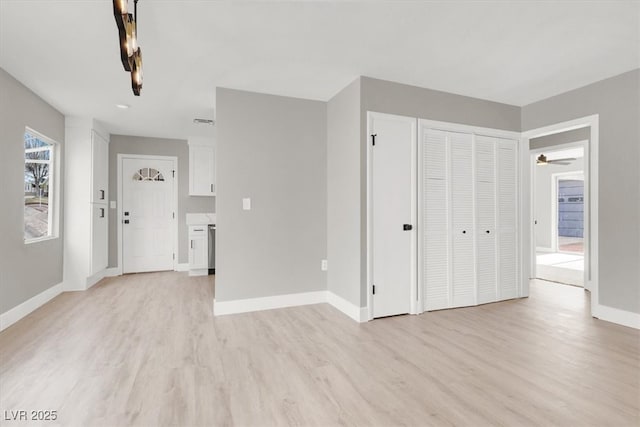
[
  {"xmin": 24, "ymin": 129, "xmax": 57, "ymax": 242},
  {"xmin": 133, "ymin": 167, "xmax": 165, "ymax": 181}
]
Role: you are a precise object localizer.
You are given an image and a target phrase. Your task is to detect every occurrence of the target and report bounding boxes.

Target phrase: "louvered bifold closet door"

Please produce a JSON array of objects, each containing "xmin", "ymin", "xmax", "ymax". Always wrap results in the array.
[
  {"xmin": 449, "ymin": 132, "xmax": 475, "ymax": 308},
  {"xmin": 496, "ymin": 140, "xmax": 518, "ymax": 300},
  {"xmin": 475, "ymin": 136, "xmax": 498, "ymax": 304},
  {"xmin": 423, "ymin": 129, "xmax": 450, "ymax": 310}
]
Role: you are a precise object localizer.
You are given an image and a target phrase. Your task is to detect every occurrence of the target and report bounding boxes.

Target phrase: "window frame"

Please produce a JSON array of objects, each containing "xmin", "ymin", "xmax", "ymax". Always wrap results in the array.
[{"xmin": 24, "ymin": 127, "xmax": 60, "ymax": 244}]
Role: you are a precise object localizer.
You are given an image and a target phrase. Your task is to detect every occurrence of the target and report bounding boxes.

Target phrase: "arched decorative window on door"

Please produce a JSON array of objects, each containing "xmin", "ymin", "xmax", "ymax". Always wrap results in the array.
[{"xmin": 133, "ymin": 167, "xmax": 165, "ymax": 182}]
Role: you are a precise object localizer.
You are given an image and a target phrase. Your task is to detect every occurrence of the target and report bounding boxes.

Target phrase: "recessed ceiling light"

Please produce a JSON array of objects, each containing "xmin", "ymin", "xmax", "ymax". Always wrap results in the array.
[{"xmin": 116, "ymin": 104, "xmax": 130, "ymax": 109}]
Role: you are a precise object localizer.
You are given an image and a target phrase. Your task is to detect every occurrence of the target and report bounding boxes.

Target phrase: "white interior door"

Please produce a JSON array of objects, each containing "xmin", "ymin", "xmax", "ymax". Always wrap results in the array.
[
  {"xmin": 369, "ymin": 112, "xmax": 416, "ymax": 318},
  {"xmin": 422, "ymin": 128, "xmax": 450, "ymax": 311},
  {"xmin": 122, "ymin": 157, "xmax": 175, "ymax": 274},
  {"xmin": 496, "ymin": 140, "xmax": 518, "ymax": 300},
  {"xmin": 475, "ymin": 136, "xmax": 497, "ymax": 304},
  {"xmin": 449, "ymin": 132, "xmax": 476, "ymax": 308}
]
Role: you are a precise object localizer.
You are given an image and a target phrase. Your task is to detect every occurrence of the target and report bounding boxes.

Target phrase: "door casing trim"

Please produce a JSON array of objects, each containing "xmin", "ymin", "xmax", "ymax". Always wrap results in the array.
[{"xmin": 522, "ymin": 115, "xmax": 599, "ymax": 313}]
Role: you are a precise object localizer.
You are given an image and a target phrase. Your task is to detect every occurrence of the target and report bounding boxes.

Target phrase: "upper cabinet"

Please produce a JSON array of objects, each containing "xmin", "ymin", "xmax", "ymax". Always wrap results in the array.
[
  {"xmin": 64, "ymin": 117, "xmax": 110, "ymax": 291},
  {"xmin": 188, "ymin": 137, "xmax": 216, "ymax": 196},
  {"xmin": 91, "ymin": 130, "xmax": 109, "ymax": 203}
]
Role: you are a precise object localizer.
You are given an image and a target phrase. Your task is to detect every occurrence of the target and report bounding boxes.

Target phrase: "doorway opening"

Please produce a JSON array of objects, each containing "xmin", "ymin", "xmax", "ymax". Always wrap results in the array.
[
  {"xmin": 523, "ymin": 115, "xmax": 599, "ymax": 318},
  {"xmin": 533, "ymin": 146, "xmax": 585, "ymax": 287}
]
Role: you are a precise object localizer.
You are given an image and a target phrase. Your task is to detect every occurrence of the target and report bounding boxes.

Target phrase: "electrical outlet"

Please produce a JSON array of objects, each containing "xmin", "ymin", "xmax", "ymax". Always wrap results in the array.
[{"xmin": 321, "ymin": 259, "xmax": 328, "ymax": 271}]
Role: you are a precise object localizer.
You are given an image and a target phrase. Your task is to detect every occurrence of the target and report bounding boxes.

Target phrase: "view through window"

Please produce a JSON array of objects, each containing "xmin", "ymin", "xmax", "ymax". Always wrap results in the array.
[{"xmin": 24, "ymin": 130, "xmax": 55, "ymax": 241}]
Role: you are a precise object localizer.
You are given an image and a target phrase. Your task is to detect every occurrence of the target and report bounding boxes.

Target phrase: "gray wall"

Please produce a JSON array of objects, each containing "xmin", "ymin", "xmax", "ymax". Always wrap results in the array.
[
  {"xmin": 522, "ymin": 69, "xmax": 640, "ymax": 313},
  {"xmin": 361, "ymin": 77, "xmax": 521, "ymax": 132},
  {"xmin": 355, "ymin": 76, "xmax": 521, "ymax": 306},
  {"xmin": 108, "ymin": 135, "xmax": 214, "ymax": 266},
  {"xmin": 535, "ymin": 157, "xmax": 584, "ymax": 249},
  {"xmin": 216, "ymin": 88, "xmax": 327, "ymax": 301},
  {"xmin": 0, "ymin": 68, "xmax": 65, "ymax": 314},
  {"xmin": 327, "ymin": 78, "xmax": 362, "ymax": 306},
  {"xmin": 530, "ymin": 127, "xmax": 590, "ymax": 150}
]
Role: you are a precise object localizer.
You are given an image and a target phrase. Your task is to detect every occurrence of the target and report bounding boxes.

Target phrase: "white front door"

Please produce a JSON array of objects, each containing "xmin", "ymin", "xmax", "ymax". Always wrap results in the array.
[
  {"xmin": 369, "ymin": 112, "xmax": 417, "ymax": 318},
  {"xmin": 122, "ymin": 157, "xmax": 175, "ymax": 273}
]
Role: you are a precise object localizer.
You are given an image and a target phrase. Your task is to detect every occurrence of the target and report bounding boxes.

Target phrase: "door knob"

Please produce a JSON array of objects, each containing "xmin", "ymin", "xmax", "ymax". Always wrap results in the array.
[
  {"xmin": 462, "ymin": 230, "xmax": 466, "ymax": 234},
  {"xmin": 403, "ymin": 224, "xmax": 413, "ymax": 231},
  {"xmin": 123, "ymin": 219, "xmax": 129, "ymax": 224},
  {"xmin": 486, "ymin": 230, "xmax": 490, "ymax": 234}
]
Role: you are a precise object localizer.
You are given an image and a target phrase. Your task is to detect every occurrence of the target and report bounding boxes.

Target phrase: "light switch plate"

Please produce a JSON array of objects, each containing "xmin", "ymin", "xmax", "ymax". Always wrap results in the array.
[
  {"xmin": 321, "ymin": 259, "xmax": 328, "ymax": 271},
  {"xmin": 242, "ymin": 198, "xmax": 251, "ymax": 210},
  {"xmin": 110, "ymin": 200, "xmax": 116, "ymax": 209}
]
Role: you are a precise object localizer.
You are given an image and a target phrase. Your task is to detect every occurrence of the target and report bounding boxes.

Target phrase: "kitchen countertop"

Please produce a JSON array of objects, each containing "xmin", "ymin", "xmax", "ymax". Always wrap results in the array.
[{"xmin": 186, "ymin": 213, "xmax": 216, "ymax": 225}]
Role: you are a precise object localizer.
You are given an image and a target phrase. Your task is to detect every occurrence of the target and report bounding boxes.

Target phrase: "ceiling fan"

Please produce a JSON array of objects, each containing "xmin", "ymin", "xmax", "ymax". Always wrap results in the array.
[{"xmin": 536, "ymin": 154, "xmax": 576, "ymax": 166}]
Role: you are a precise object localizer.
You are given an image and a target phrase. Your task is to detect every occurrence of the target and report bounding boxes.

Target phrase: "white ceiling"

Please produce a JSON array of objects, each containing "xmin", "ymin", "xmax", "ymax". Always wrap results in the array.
[{"xmin": 1, "ymin": 1, "xmax": 638, "ymax": 140}]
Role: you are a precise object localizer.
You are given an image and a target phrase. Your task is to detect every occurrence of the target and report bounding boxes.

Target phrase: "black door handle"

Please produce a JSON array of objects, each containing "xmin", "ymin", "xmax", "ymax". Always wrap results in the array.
[
  {"xmin": 462, "ymin": 230, "xmax": 466, "ymax": 234},
  {"xmin": 403, "ymin": 224, "xmax": 412, "ymax": 231},
  {"xmin": 124, "ymin": 219, "xmax": 129, "ymax": 224},
  {"xmin": 486, "ymin": 230, "xmax": 490, "ymax": 234}
]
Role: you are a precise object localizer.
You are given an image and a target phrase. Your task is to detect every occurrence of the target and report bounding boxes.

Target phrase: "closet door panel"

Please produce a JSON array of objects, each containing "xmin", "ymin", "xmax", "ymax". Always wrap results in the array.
[
  {"xmin": 420, "ymin": 125, "xmax": 519, "ymax": 311},
  {"xmin": 448, "ymin": 131, "xmax": 475, "ymax": 308},
  {"xmin": 497, "ymin": 140, "xmax": 518, "ymax": 300},
  {"xmin": 475, "ymin": 136, "xmax": 496, "ymax": 230},
  {"xmin": 423, "ymin": 129, "xmax": 449, "ymax": 310},
  {"xmin": 476, "ymin": 233, "xmax": 497, "ymax": 304},
  {"xmin": 499, "ymin": 231, "xmax": 518, "ymax": 299},
  {"xmin": 449, "ymin": 132, "xmax": 474, "ymax": 232},
  {"xmin": 451, "ymin": 232, "xmax": 475, "ymax": 307},
  {"xmin": 475, "ymin": 136, "xmax": 497, "ymax": 304}
]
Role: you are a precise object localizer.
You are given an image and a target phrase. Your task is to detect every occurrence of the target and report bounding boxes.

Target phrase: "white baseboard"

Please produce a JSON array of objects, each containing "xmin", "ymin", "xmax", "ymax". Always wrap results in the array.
[
  {"xmin": 104, "ymin": 267, "xmax": 121, "ymax": 277},
  {"xmin": 189, "ymin": 268, "xmax": 208, "ymax": 277},
  {"xmin": 536, "ymin": 246, "xmax": 554, "ymax": 253},
  {"xmin": 214, "ymin": 290, "xmax": 368, "ymax": 322},
  {"xmin": 214, "ymin": 291, "xmax": 327, "ymax": 316},
  {"xmin": 86, "ymin": 269, "xmax": 106, "ymax": 289},
  {"xmin": 0, "ymin": 282, "xmax": 64, "ymax": 332},
  {"xmin": 593, "ymin": 304, "xmax": 640, "ymax": 329},
  {"xmin": 176, "ymin": 263, "xmax": 189, "ymax": 272},
  {"xmin": 326, "ymin": 291, "xmax": 366, "ymax": 322}
]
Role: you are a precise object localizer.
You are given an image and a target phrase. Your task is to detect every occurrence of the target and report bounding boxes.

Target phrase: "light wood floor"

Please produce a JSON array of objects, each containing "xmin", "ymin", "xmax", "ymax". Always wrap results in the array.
[{"xmin": 1, "ymin": 274, "xmax": 638, "ymax": 426}]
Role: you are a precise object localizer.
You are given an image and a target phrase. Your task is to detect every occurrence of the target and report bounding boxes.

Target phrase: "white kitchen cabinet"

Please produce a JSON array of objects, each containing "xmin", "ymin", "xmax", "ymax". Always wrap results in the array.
[
  {"xmin": 188, "ymin": 225, "xmax": 208, "ymax": 275},
  {"xmin": 64, "ymin": 118, "xmax": 110, "ymax": 291},
  {"xmin": 90, "ymin": 204, "xmax": 108, "ymax": 275},
  {"xmin": 189, "ymin": 142, "xmax": 215, "ymax": 196},
  {"xmin": 91, "ymin": 131, "xmax": 109, "ymax": 203}
]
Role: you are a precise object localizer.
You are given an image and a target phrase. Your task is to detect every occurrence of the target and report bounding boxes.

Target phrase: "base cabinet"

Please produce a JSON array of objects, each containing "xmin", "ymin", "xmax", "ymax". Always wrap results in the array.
[{"xmin": 188, "ymin": 226, "xmax": 208, "ymax": 276}]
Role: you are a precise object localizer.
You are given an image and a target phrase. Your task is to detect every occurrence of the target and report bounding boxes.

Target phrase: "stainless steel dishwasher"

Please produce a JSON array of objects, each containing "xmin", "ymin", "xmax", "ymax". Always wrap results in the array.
[{"xmin": 208, "ymin": 225, "xmax": 215, "ymax": 274}]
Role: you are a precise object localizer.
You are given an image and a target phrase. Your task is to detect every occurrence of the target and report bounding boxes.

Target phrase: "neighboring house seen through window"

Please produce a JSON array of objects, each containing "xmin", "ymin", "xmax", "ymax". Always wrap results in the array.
[{"xmin": 24, "ymin": 129, "xmax": 57, "ymax": 242}]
